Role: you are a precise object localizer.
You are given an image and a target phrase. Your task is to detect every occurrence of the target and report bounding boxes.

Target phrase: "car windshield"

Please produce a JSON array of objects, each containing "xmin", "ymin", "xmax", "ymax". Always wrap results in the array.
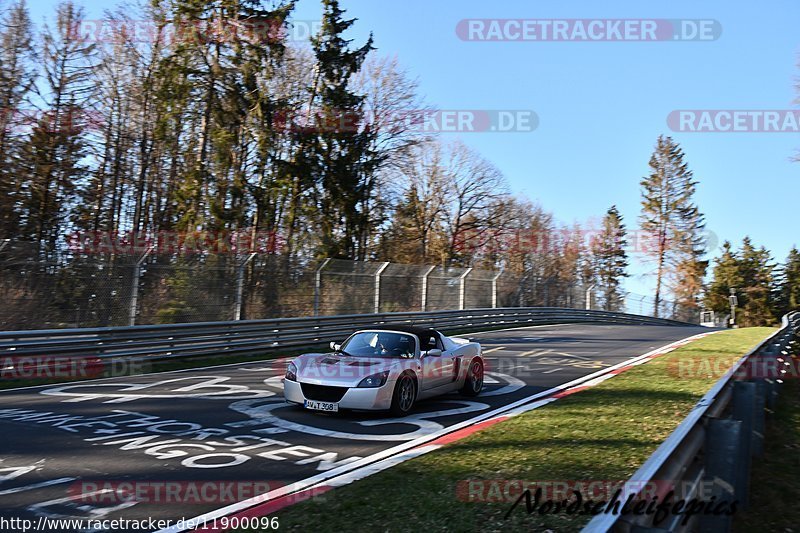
[{"xmin": 340, "ymin": 332, "xmax": 417, "ymax": 358}]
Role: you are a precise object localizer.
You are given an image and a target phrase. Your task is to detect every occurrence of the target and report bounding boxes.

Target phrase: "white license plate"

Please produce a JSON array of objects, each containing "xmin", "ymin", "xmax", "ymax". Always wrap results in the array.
[{"xmin": 304, "ymin": 400, "xmax": 339, "ymax": 412}]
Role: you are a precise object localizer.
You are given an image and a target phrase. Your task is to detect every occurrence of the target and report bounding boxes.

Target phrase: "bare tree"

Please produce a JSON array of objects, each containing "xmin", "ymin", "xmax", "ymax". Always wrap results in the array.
[{"xmin": 441, "ymin": 140, "xmax": 506, "ymax": 266}]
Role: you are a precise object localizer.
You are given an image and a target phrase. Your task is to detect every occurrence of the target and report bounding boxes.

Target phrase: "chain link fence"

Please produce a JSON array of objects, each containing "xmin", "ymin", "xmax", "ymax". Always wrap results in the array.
[{"xmin": 0, "ymin": 241, "xmax": 699, "ymax": 330}]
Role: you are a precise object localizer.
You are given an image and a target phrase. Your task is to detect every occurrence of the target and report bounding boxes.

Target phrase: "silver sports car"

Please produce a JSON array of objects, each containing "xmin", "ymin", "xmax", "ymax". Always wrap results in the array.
[{"xmin": 283, "ymin": 325, "xmax": 484, "ymax": 416}]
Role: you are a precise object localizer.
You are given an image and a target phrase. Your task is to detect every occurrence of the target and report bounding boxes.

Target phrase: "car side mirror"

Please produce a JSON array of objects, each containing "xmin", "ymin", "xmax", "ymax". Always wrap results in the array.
[
  {"xmin": 424, "ymin": 349, "xmax": 443, "ymax": 357},
  {"xmin": 330, "ymin": 342, "xmax": 341, "ymax": 351}
]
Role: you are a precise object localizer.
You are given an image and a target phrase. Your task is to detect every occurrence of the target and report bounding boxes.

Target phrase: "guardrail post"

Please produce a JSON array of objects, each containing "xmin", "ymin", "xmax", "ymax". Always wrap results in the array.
[
  {"xmin": 699, "ymin": 418, "xmax": 741, "ymax": 533},
  {"xmin": 731, "ymin": 381, "xmax": 756, "ymax": 510},
  {"xmin": 764, "ymin": 378, "xmax": 778, "ymax": 411},
  {"xmin": 314, "ymin": 258, "xmax": 331, "ymax": 316},
  {"xmin": 459, "ymin": 268, "xmax": 472, "ymax": 311},
  {"xmin": 751, "ymin": 380, "xmax": 766, "ymax": 458},
  {"xmin": 233, "ymin": 253, "xmax": 257, "ymax": 320},
  {"xmin": 374, "ymin": 262, "xmax": 390, "ymax": 314}
]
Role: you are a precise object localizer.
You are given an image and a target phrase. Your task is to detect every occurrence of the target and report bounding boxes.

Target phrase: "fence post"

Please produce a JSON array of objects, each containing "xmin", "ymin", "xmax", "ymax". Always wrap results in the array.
[
  {"xmin": 459, "ymin": 268, "xmax": 473, "ymax": 310},
  {"xmin": 491, "ymin": 270, "xmax": 503, "ymax": 308},
  {"xmin": 313, "ymin": 258, "xmax": 332, "ymax": 317},
  {"xmin": 585, "ymin": 284, "xmax": 595, "ymax": 310},
  {"xmin": 374, "ymin": 262, "xmax": 390, "ymax": 314},
  {"xmin": 233, "ymin": 253, "xmax": 257, "ymax": 321},
  {"xmin": 420, "ymin": 265, "xmax": 435, "ymax": 312},
  {"xmin": 129, "ymin": 246, "xmax": 153, "ymax": 326}
]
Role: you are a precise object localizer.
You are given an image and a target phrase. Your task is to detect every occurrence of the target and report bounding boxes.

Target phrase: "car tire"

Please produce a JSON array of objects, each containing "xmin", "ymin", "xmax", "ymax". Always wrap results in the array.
[
  {"xmin": 460, "ymin": 359, "xmax": 484, "ymax": 397},
  {"xmin": 390, "ymin": 373, "xmax": 417, "ymax": 417}
]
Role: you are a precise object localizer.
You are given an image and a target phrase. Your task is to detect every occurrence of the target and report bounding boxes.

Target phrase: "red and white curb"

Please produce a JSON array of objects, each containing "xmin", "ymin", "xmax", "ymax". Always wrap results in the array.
[{"xmin": 156, "ymin": 331, "xmax": 715, "ymax": 533}]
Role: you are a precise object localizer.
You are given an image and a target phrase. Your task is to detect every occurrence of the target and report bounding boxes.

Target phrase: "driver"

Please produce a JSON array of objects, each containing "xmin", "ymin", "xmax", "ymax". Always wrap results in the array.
[{"xmin": 376, "ymin": 333, "xmax": 399, "ymax": 355}]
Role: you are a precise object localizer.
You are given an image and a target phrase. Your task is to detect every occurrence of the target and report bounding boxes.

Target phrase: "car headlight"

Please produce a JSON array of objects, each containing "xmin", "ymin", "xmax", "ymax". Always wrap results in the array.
[
  {"xmin": 357, "ymin": 370, "xmax": 390, "ymax": 388},
  {"xmin": 286, "ymin": 362, "xmax": 298, "ymax": 382}
]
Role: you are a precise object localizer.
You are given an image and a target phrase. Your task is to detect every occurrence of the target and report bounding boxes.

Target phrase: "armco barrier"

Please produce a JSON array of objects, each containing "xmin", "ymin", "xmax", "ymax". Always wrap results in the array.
[
  {"xmin": 0, "ymin": 307, "xmax": 694, "ymax": 372},
  {"xmin": 583, "ymin": 312, "xmax": 800, "ymax": 533}
]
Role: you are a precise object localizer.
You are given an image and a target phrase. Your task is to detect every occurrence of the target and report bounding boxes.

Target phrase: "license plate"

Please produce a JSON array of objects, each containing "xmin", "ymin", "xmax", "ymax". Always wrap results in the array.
[{"xmin": 304, "ymin": 400, "xmax": 339, "ymax": 412}]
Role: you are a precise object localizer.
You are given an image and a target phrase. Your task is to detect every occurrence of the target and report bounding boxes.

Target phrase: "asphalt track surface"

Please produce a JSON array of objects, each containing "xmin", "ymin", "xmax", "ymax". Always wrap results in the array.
[{"xmin": 0, "ymin": 323, "xmax": 707, "ymax": 532}]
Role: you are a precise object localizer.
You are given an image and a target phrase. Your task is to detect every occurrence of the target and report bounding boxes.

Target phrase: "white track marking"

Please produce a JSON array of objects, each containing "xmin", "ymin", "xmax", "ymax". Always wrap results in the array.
[
  {"xmin": 229, "ymin": 372, "xmax": 524, "ymax": 440},
  {"xmin": 479, "ymin": 372, "xmax": 526, "ymax": 397},
  {"xmin": 39, "ymin": 376, "xmax": 274, "ymax": 403},
  {"xmin": 0, "ymin": 477, "xmax": 75, "ymax": 495},
  {"xmin": 481, "ymin": 346, "xmax": 505, "ymax": 354},
  {"xmin": 0, "ymin": 461, "xmax": 43, "ymax": 482},
  {"xmin": 228, "ymin": 398, "xmax": 490, "ymax": 442},
  {"xmin": 28, "ymin": 488, "xmax": 138, "ymax": 522}
]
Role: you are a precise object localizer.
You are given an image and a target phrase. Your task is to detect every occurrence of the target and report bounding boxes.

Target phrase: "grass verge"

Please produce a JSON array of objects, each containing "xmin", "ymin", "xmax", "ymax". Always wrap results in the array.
[
  {"xmin": 733, "ymin": 368, "xmax": 800, "ymax": 532},
  {"xmin": 264, "ymin": 327, "xmax": 774, "ymax": 533}
]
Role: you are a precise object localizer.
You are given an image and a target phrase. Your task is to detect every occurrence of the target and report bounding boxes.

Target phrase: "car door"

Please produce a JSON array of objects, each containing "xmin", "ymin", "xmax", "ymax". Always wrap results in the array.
[{"xmin": 420, "ymin": 334, "xmax": 457, "ymax": 391}]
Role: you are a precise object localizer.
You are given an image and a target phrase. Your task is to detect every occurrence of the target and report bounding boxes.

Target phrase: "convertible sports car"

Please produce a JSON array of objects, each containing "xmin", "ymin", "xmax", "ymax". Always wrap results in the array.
[{"xmin": 283, "ymin": 325, "xmax": 484, "ymax": 416}]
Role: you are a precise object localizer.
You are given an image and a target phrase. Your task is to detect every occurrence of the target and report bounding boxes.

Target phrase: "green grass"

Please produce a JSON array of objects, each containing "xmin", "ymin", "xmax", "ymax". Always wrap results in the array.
[
  {"xmin": 733, "ymin": 368, "xmax": 800, "ymax": 532},
  {"xmin": 263, "ymin": 328, "xmax": 774, "ymax": 533}
]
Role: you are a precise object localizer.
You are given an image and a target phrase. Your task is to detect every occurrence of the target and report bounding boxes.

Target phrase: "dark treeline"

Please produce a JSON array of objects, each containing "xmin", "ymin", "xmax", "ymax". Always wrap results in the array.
[
  {"xmin": 0, "ymin": 0, "xmax": 790, "ymax": 327},
  {"xmin": 704, "ymin": 239, "xmax": 799, "ymax": 327}
]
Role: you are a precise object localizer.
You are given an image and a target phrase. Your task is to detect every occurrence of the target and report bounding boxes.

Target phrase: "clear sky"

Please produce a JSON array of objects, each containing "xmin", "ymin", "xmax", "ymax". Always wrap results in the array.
[{"xmin": 27, "ymin": 0, "xmax": 800, "ymax": 298}]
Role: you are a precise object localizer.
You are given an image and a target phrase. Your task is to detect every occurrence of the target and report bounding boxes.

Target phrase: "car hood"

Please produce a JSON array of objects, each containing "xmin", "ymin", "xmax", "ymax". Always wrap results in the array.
[{"xmin": 291, "ymin": 352, "xmax": 413, "ymax": 387}]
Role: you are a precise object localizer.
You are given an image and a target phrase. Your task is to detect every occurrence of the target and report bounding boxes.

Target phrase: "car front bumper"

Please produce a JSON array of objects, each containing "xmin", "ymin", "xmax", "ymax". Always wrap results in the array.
[{"xmin": 284, "ymin": 378, "xmax": 396, "ymax": 411}]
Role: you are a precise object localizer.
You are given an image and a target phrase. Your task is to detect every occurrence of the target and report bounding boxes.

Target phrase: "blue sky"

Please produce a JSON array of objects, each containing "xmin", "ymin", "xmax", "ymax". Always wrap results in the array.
[{"xmin": 28, "ymin": 0, "xmax": 800, "ymax": 298}]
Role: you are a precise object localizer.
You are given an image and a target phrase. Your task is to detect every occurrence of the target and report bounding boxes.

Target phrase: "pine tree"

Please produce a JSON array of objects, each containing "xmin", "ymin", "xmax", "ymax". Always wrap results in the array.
[
  {"xmin": 737, "ymin": 238, "xmax": 776, "ymax": 326},
  {"xmin": 152, "ymin": 0, "xmax": 293, "ymax": 234},
  {"xmin": 705, "ymin": 238, "xmax": 778, "ymax": 327},
  {"xmin": 0, "ymin": 0, "xmax": 36, "ymax": 240},
  {"xmin": 303, "ymin": 0, "xmax": 375, "ymax": 259},
  {"xmin": 592, "ymin": 206, "xmax": 629, "ymax": 311},
  {"xmin": 639, "ymin": 135, "xmax": 706, "ymax": 317},
  {"xmin": 781, "ymin": 247, "xmax": 800, "ymax": 312},
  {"xmin": 18, "ymin": 1, "xmax": 96, "ymax": 259},
  {"xmin": 705, "ymin": 241, "xmax": 742, "ymax": 325}
]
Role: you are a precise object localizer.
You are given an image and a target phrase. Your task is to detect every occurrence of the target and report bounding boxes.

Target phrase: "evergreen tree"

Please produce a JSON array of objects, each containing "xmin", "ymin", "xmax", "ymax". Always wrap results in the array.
[
  {"xmin": 705, "ymin": 241, "xmax": 742, "ymax": 316},
  {"xmin": 592, "ymin": 206, "xmax": 629, "ymax": 311},
  {"xmin": 705, "ymin": 238, "xmax": 778, "ymax": 326},
  {"xmin": 0, "ymin": 0, "xmax": 36, "ymax": 241},
  {"xmin": 737, "ymin": 237, "xmax": 776, "ymax": 326},
  {"xmin": 18, "ymin": 1, "xmax": 96, "ymax": 259},
  {"xmin": 303, "ymin": 0, "xmax": 375, "ymax": 259},
  {"xmin": 152, "ymin": 0, "xmax": 294, "ymax": 233},
  {"xmin": 639, "ymin": 135, "xmax": 706, "ymax": 317},
  {"xmin": 780, "ymin": 247, "xmax": 800, "ymax": 313}
]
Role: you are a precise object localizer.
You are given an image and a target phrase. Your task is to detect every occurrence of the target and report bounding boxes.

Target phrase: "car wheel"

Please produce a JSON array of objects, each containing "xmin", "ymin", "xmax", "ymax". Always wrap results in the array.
[
  {"xmin": 390, "ymin": 373, "xmax": 416, "ymax": 416},
  {"xmin": 460, "ymin": 359, "xmax": 484, "ymax": 397}
]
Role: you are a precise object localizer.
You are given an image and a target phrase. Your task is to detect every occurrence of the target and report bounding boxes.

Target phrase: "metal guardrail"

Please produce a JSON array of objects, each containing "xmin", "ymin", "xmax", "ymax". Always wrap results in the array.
[
  {"xmin": 0, "ymin": 307, "xmax": 693, "ymax": 370},
  {"xmin": 584, "ymin": 312, "xmax": 800, "ymax": 533}
]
